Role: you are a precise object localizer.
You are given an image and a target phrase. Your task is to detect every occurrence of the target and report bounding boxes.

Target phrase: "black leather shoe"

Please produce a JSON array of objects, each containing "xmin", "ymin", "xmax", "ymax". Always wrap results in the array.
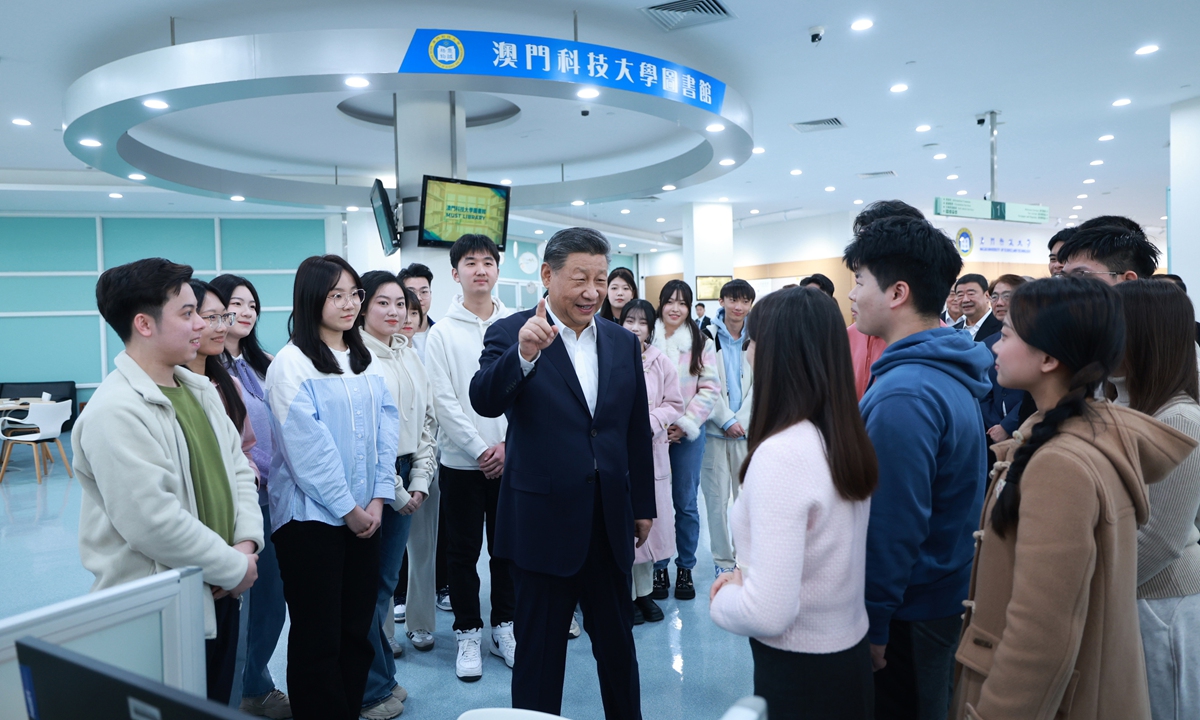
[
  {"xmin": 674, "ymin": 568, "xmax": 696, "ymax": 600},
  {"xmin": 651, "ymin": 568, "xmax": 670, "ymax": 600},
  {"xmin": 632, "ymin": 603, "xmax": 645, "ymax": 625},
  {"xmin": 634, "ymin": 596, "xmax": 664, "ymax": 622}
]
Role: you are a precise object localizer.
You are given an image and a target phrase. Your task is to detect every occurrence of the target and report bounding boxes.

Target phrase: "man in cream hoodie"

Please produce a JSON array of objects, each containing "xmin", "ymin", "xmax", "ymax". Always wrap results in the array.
[
  {"xmin": 424, "ymin": 235, "xmax": 514, "ymax": 682},
  {"xmin": 73, "ymin": 258, "xmax": 263, "ymax": 704}
]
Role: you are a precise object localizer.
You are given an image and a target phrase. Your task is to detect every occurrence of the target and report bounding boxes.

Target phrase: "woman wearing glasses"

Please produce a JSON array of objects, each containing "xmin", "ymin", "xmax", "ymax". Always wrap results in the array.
[{"xmin": 265, "ymin": 255, "xmax": 400, "ymax": 720}]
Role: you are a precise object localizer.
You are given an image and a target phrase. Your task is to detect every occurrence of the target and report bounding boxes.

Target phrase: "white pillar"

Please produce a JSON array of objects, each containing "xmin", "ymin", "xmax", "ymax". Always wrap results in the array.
[
  {"xmin": 681, "ymin": 202, "xmax": 734, "ymax": 302},
  {"xmin": 1170, "ymin": 97, "xmax": 1200, "ymax": 295}
]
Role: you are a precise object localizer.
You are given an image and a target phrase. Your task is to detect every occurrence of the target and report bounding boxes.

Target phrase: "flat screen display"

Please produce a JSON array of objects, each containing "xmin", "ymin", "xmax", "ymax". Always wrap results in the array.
[
  {"xmin": 370, "ymin": 179, "xmax": 399, "ymax": 256},
  {"xmin": 418, "ymin": 176, "xmax": 509, "ymax": 251}
]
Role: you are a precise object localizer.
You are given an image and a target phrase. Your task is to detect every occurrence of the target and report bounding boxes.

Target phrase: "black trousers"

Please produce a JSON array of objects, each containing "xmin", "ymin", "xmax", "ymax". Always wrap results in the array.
[
  {"xmin": 205, "ymin": 594, "xmax": 240, "ymax": 704},
  {"xmin": 273, "ymin": 520, "xmax": 381, "ymax": 720},
  {"xmin": 511, "ymin": 488, "xmax": 641, "ymax": 720},
  {"xmin": 440, "ymin": 465, "xmax": 515, "ymax": 631},
  {"xmin": 873, "ymin": 615, "xmax": 961, "ymax": 720},
  {"xmin": 750, "ymin": 636, "xmax": 873, "ymax": 720}
]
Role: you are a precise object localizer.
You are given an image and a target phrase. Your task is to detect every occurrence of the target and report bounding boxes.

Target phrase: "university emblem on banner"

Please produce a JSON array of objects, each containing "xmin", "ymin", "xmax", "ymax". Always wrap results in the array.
[
  {"xmin": 428, "ymin": 33, "xmax": 465, "ymax": 70},
  {"xmin": 956, "ymin": 228, "xmax": 973, "ymax": 256}
]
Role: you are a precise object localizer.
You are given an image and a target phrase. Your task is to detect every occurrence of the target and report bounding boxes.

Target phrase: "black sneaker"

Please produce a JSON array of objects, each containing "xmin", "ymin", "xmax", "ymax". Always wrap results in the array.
[
  {"xmin": 632, "ymin": 602, "xmax": 645, "ymax": 625},
  {"xmin": 674, "ymin": 568, "xmax": 696, "ymax": 600},
  {"xmin": 436, "ymin": 587, "xmax": 452, "ymax": 612},
  {"xmin": 634, "ymin": 595, "xmax": 664, "ymax": 622},
  {"xmin": 651, "ymin": 568, "xmax": 670, "ymax": 600}
]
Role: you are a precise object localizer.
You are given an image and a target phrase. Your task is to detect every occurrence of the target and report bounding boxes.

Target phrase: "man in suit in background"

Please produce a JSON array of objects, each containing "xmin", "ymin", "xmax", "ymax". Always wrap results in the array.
[
  {"xmin": 694, "ymin": 302, "xmax": 712, "ymax": 332},
  {"xmin": 470, "ymin": 227, "xmax": 656, "ymax": 720},
  {"xmin": 955, "ymin": 274, "xmax": 1001, "ymax": 341}
]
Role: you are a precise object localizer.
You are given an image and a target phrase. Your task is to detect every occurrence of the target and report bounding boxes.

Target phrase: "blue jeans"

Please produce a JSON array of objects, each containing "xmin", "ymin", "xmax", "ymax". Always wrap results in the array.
[
  {"xmin": 242, "ymin": 502, "xmax": 287, "ymax": 699},
  {"xmin": 655, "ymin": 433, "xmax": 707, "ymax": 572},
  {"xmin": 363, "ymin": 460, "xmax": 414, "ymax": 708}
]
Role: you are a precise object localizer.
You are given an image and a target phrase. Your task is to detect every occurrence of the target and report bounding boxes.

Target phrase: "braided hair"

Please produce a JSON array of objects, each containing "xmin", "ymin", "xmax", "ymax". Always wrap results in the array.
[{"xmin": 990, "ymin": 276, "xmax": 1125, "ymax": 538}]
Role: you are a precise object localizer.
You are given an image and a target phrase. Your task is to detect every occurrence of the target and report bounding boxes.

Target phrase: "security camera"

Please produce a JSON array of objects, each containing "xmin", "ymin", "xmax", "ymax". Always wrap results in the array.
[
  {"xmin": 976, "ymin": 117, "xmax": 986, "ymax": 126},
  {"xmin": 581, "ymin": 109, "xmax": 590, "ymax": 117},
  {"xmin": 809, "ymin": 26, "xmax": 825, "ymax": 44}
]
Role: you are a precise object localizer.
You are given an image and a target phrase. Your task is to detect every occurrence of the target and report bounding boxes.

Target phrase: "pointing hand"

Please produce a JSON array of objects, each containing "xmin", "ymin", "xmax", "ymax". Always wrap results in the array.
[{"xmin": 519, "ymin": 298, "xmax": 559, "ymax": 362}]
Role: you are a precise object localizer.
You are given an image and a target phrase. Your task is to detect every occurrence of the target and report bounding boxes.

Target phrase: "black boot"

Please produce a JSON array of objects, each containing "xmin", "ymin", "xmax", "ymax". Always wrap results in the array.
[
  {"xmin": 632, "ymin": 602, "xmax": 645, "ymax": 625},
  {"xmin": 651, "ymin": 568, "xmax": 670, "ymax": 600},
  {"xmin": 634, "ymin": 595, "xmax": 665, "ymax": 622},
  {"xmin": 674, "ymin": 568, "xmax": 696, "ymax": 600}
]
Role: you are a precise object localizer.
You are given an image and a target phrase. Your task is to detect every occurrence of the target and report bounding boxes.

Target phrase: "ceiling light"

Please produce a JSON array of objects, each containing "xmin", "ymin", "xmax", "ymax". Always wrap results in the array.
[
  {"xmin": 719, "ymin": 159, "xmax": 736, "ymax": 166},
  {"xmin": 345, "ymin": 77, "xmax": 370, "ymax": 88},
  {"xmin": 1069, "ymin": 215, "xmax": 1078, "ymax": 219},
  {"xmin": 656, "ymin": 218, "xmax": 665, "ymax": 223},
  {"xmin": 128, "ymin": 173, "xmax": 146, "ymax": 180},
  {"xmin": 108, "ymin": 193, "xmax": 123, "ymax": 199},
  {"xmin": 750, "ymin": 209, "xmax": 759, "ymax": 214},
  {"xmin": 143, "ymin": 99, "xmax": 169, "ymax": 110},
  {"xmin": 933, "ymin": 153, "xmax": 947, "ymax": 160},
  {"xmin": 79, "ymin": 139, "xmax": 101, "ymax": 147},
  {"xmin": 500, "ymin": 179, "xmax": 512, "ymax": 185},
  {"xmin": 947, "ymin": 174, "xmax": 959, "ymax": 180},
  {"xmin": 1090, "ymin": 160, "xmax": 1104, "ymax": 166},
  {"xmin": 851, "ymin": 18, "xmax": 874, "ymax": 30},
  {"xmin": 620, "ymin": 209, "xmax": 630, "ymax": 214},
  {"xmin": 1113, "ymin": 98, "xmax": 1131, "ymax": 106},
  {"xmin": 1073, "ymin": 205, "xmax": 1083, "ymax": 210},
  {"xmin": 1083, "ymin": 179, "xmax": 1095, "ymax": 184},
  {"xmin": 231, "ymin": 195, "xmax": 245, "ymax": 202},
  {"xmin": 571, "ymin": 200, "xmax": 585, "ymax": 206},
  {"xmin": 705, "ymin": 123, "xmax": 725, "ymax": 132},
  {"xmin": 718, "ymin": 197, "xmax": 728, "ymax": 202},
  {"xmin": 824, "ymin": 186, "xmax": 835, "ymax": 192},
  {"xmin": 618, "ymin": 243, "xmax": 627, "ymax": 248},
  {"xmin": 346, "ymin": 206, "xmax": 359, "ymax": 212},
  {"xmin": 1135, "ymin": 45, "xmax": 1159, "ymax": 55},
  {"xmin": 1099, "ymin": 134, "xmax": 1114, "ymax": 141},
  {"xmin": 651, "ymin": 248, "xmax": 658, "ymax": 252},
  {"xmin": 1077, "ymin": 194, "xmax": 1088, "ymax": 199},
  {"xmin": 956, "ymin": 190, "xmax": 968, "ymax": 196},
  {"xmin": 752, "ymin": 147, "xmax": 765, "ymax": 154},
  {"xmin": 790, "ymin": 169, "xmax": 802, "ymax": 176},
  {"xmin": 662, "ymin": 184, "xmax": 676, "ymax": 191},
  {"xmin": 890, "ymin": 84, "xmax": 908, "ymax": 93},
  {"xmin": 916, "ymin": 124, "xmax": 931, "ymax": 132},
  {"xmin": 534, "ymin": 229, "xmax": 544, "ymax": 235},
  {"xmin": 11, "ymin": 118, "xmax": 31, "ymax": 126},
  {"xmin": 1161, "ymin": 215, "xmax": 1168, "ymax": 220},
  {"xmin": 1066, "ymin": 222, "xmax": 1076, "ymax": 227},
  {"xmin": 853, "ymin": 199, "xmax": 864, "ymax": 205},
  {"xmin": 577, "ymin": 88, "xmax": 600, "ymax": 99}
]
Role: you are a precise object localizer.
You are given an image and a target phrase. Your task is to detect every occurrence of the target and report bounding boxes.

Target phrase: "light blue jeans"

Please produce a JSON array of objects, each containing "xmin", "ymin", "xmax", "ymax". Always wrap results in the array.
[
  {"xmin": 655, "ymin": 433, "xmax": 707, "ymax": 572},
  {"xmin": 363, "ymin": 458, "xmax": 414, "ymax": 709},
  {"xmin": 242, "ymin": 502, "xmax": 287, "ymax": 699},
  {"xmin": 1139, "ymin": 593, "xmax": 1200, "ymax": 720}
]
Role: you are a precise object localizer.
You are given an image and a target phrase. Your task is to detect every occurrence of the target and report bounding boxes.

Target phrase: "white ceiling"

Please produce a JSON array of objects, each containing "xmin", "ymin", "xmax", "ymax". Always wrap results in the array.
[{"xmin": 2, "ymin": 0, "xmax": 1197, "ymax": 237}]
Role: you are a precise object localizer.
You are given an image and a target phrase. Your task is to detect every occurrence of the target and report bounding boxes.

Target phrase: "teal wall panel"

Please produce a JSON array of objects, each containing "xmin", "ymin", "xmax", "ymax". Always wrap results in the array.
[
  {"xmin": 106, "ymin": 325, "xmax": 124, "ymax": 370},
  {"xmin": 256, "ymin": 311, "xmax": 292, "ymax": 356},
  {"xmin": 103, "ymin": 219, "xmax": 216, "ymax": 270},
  {"xmin": 220, "ymin": 219, "xmax": 325, "ymax": 270},
  {"xmin": 0, "ymin": 276, "xmax": 98, "ymax": 313},
  {"xmin": 0, "ymin": 316, "xmax": 103, "ymax": 384},
  {"xmin": 0, "ymin": 218, "xmax": 98, "ymax": 272},
  {"xmin": 236, "ymin": 273, "xmax": 296, "ymax": 308},
  {"xmin": 609, "ymin": 254, "xmax": 635, "ymax": 273}
]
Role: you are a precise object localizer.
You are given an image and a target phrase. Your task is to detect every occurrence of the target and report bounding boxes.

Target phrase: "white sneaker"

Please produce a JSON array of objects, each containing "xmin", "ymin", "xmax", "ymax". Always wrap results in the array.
[
  {"xmin": 406, "ymin": 629, "xmax": 435, "ymax": 651},
  {"xmin": 393, "ymin": 602, "xmax": 406, "ymax": 623},
  {"xmin": 568, "ymin": 615, "xmax": 582, "ymax": 639},
  {"xmin": 388, "ymin": 635, "xmax": 404, "ymax": 658},
  {"xmin": 455, "ymin": 628, "xmax": 483, "ymax": 682},
  {"xmin": 490, "ymin": 622, "xmax": 517, "ymax": 668}
]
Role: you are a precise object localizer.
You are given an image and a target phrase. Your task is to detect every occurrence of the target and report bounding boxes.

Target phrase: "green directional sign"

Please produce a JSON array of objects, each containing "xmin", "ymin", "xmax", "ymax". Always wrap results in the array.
[
  {"xmin": 934, "ymin": 197, "xmax": 1049, "ymax": 224},
  {"xmin": 1002, "ymin": 202, "xmax": 1051, "ymax": 224}
]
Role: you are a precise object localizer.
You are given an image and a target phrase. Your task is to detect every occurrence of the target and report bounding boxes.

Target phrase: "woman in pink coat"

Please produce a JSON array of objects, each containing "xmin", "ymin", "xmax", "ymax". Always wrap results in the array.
[{"xmin": 621, "ymin": 299, "xmax": 685, "ymax": 623}]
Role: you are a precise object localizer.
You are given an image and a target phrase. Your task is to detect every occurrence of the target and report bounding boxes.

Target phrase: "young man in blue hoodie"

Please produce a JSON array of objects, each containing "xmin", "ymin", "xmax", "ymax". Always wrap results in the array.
[{"xmin": 844, "ymin": 215, "xmax": 993, "ymax": 720}]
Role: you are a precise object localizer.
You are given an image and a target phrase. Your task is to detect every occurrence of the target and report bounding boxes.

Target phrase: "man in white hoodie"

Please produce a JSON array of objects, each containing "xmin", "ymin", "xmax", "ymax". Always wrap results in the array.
[
  {"xmin": 424, "ymin": 234, "xmax": 514, "ymax": 682},
  {"xmin": 73, "ymin": 258, "xmax": 263, "ymax": 704}
]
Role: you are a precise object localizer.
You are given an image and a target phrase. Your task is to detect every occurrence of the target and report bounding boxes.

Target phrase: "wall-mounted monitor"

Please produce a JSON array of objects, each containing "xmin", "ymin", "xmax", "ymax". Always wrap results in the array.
[
  {"xmin": 370, "ymin": 179, "xmax": 400, "ymax": 256},
  {"xmin": 418, "ymin": 176, "xmax": 509, "ymax": 251}
]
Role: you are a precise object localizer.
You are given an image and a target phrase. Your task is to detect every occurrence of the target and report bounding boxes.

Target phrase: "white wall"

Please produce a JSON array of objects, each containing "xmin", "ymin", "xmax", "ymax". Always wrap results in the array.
[
  {"xmin": 732, "ymin": 211, "xmax": 853, "ymax": 267},
  {"xmin": 1171, "ymin": 96, "xmax": 1200, "ymax": 291},
  {"xmin": 638, "ymin": 249, "xmax": 684, "ymax": 277}
]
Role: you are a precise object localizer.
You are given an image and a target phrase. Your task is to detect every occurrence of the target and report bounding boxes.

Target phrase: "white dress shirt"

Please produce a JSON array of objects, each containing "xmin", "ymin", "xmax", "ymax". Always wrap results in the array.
[
  {"xmin": 963, "ymin": 308, "xmax": 993, "ymax": 339},
  {"xmin": 520, "ymin": 302, "xmax": 599, "ymax": 416}
]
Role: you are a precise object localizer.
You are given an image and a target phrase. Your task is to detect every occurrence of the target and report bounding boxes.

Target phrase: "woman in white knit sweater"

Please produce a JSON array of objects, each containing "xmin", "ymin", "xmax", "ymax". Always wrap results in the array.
[{"xmin": 710, "ymin": 286, "xmax": 878, "ymax": 720}]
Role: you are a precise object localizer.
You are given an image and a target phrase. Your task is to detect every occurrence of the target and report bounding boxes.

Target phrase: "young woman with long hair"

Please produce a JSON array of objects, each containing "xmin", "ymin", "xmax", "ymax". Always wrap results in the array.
[
  {"xmin": 599, "ymin": 266, "xmax": 638, "ymax": 322},
  {"xmin": 1112, "ymin": 280, "xmax": 1200, "ymax": 720},
  {"xmin": 710, "ymin": 286, "xmax": 878, "ymax": 719},
  {"xmin": 265, "ymin": 255, "xmax": 399, "ymax": 720},
  {"xmin": 650, "ymin": 279, "xmax": 720, "ymax": 600},
  {"xmin": 620, "ymin": 299, "xmax": 684, "ymax": 623},
  {"xmin": 951, "ymin": 277, "xmax": 1197, "ymax": 720}
]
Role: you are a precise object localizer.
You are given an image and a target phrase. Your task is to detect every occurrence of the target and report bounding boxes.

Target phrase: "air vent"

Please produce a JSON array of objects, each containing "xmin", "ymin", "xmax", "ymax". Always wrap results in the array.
[
  {"xmin": 790, "ymin": 117, "xmax": 845, "ymax": 134},
  {"xmin": 641, "ymin": 0, "xmax": 736, "ymax": 32},
  {"xmin": 858, "ymin": 171, "xmax": 898, "ymax": 179}
]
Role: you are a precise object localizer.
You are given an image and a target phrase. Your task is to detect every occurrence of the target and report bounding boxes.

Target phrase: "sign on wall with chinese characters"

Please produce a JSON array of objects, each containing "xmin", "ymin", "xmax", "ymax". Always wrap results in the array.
[
  {"xmin": 954, "ymin": 227, "xmax": 1037, "ymax": 258},
  {"xmin": 399, "ymin": 29, "xmax": 727, "ymax": 114}
]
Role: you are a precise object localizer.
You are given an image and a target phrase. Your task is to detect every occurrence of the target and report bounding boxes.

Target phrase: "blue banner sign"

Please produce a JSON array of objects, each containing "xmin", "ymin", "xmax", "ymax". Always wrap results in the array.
[{"xmin": 399, "ymin": 29, "xmax": 727, "ymax": 114}]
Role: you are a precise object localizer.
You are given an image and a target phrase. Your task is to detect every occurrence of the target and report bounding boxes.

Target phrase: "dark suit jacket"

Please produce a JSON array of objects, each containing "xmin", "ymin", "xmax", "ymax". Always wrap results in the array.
[
  {"xmin": 469, "ymin": 310, "xmax": 656, "ymax": 578},
  {"xmin": 972, "ymin": 313, "xmax": 1002, "ymax": 343},
  {"xmin": 979, "ymin": 331, "xmax": 1024, "ymax": 435}
]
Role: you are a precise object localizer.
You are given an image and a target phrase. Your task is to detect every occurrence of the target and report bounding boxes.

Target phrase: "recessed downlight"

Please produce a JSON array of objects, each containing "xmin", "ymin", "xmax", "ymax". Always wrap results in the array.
[
  {"xmin": 128, "ymin": 173, "xmax": 146, "ymax": 180},
  {"xmin": 1135, "ymin": 45, "xmax": 1159, "ymax": 55},
  {"xmin": 656, "ymin": 217, "xmax": 665, "ymax": 223},
  {"xmin": 1077, "ymin": 194, "xmax": 1088, "ymax": 199},
  {"xmin": 1099, "ymin": 134, "xmax": 1115, "ymax": 141},
  {"xmin": 1083, "ymin": 179, "xmax": 1095, "ymax": 184},
  {"xmin": 853, "ymin": 199, "xmax": 864, "ymax": 205},
  {"xmin": 718, "ymin": 197, "xmax": 729, "ymax": 202},
  {"xmin": 108, "ymin": 193, "xmax": 123, "ymax": 199},
  {"xmin": 719, "ymin": 159, "xmax": 736, "ymax": 166},
  {"xmin": 752, "ymin": 147, "xmax": 765, "ymax": 154},
  {"xmin": 662, "ymin": 185, "xmax": 676, "ymax": 191},
  {"xmin": 1090, "ymin": 160, "xmax": 1104, "ymax": 166},
  {"xmin": 947, "ymin": 174, "xmax": 959, "ymax": 180},
  {"xmin": 750, "ymin": 209, "xmax": 759, "ymax": 214},
  {"xmin": 11, "ymin": 118, "xmax": 31, "ymax": 126},
  {"xmin": 1113, "ymin": 98, "xmax": 1132, "ymax": 106},
  {"xmin": 1066, "ymin": 222, "xmax": 1076, "ymax": 227},
  {"xmin": 79, "ymin": 139, "xmax": 101, "ymax": 147},
  {"xmin": 346, "ymin": 206, "xmax": 359, "ymax": 212},
  {"xmin": 345, "ymin": 77, "xmax": 370, "ymax": 88},
  {"xmin": 851, "ymin": 18, "xmax": 874, "ymax": 31},
  {"xmin": 500, "ymin": 179, "xmax": 512, "ymax": 185},
  {"xmin": 571, "ymin": 200, "xmax": 585, "ymax": 206},
  {"xmin": 620, "ymin": 209, "xmax": 630, "ymax": 214},
  {"xmin": 650, "ymin": 248, "xmax": 658, "ymax": 252},
  {"xmin": 705, "ymin": 123, "xmax": 725, "ymax": 132},
  {"xmin": 824, "ymin": 186, "xmax": 835, "ymax": 192},
  {"xmin": 933, "ymin": 153, "xmax": 947, "ymax": 160},
  {"xmin": 577, "ymin": 88, "xmax": 600, "ymax": 99},
  {"xmin": 790, "ymin": 169, "xmax": 802, "ymax": 176},
  {"xmin": 231, "ymin": 195, "xmax": 245, "ymax": 202},
  {"xmin": 890, "ymin": 83, "xmax": 908, "ymax": 93},
  {"xmin": 1073, "ymin": 205, "xmax": 1083, "ymax": 210},
  {"xmin": 916, "ymin": 124, "xmax": 931, "ymax": 132},
  {"xmin": 143, "ymin": 99, "xmax": 169, "ymax": 110},
  {"xmin": 956, "ymin": 190, "xmax": 968, "ymax": 196},
  {"xmin": 534, "ymin": 229, "xmax": 544, "ymax": 235},
  {"xmin": 618, "ymin": 243, "xmax": 627, "ymax": 248},
  {"xmin": 1162, "ymin": 215, "xmax": 1169, "ymax": 220},
  {"xmin": 1069, "ymin": 215, "xmax": 1078, "ymax": 219}
]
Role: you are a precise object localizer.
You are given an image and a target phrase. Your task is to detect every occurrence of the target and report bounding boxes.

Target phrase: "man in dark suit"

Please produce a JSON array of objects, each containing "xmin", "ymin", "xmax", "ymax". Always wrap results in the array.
[
  {"xmin": 469, "ymin": 227, "xmax": 655, "ymax": 720},
  {"xmin": 955, "ymin": 273, "xmax": 1001, "ymax": 341}
]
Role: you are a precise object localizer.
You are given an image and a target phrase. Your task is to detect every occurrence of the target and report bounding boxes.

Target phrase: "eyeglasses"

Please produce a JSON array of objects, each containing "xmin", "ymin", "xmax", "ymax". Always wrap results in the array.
[
  {"xmin": 409, "ymin": 288, "xmax": 431, "ymax": 298},
  {"xmin": 201, "ymin": 312, "xmax": 237, "ymax": 329},
  {"xmin": 989, "ymin": 292, "xmax": 1013, "ymax": 303},
  {"xmin": 327, "ymin": 289, "xmax": 366, "ymax": 307},
  {"xmin": 1061, "ymin": 269, "xmax": 1119, "ymax": 279}
]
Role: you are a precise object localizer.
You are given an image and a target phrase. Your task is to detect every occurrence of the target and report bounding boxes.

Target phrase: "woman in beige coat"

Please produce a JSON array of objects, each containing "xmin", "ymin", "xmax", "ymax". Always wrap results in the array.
[{"xmin": 952, "ymin": 277, "xmax": 1197, "ymax": 720}]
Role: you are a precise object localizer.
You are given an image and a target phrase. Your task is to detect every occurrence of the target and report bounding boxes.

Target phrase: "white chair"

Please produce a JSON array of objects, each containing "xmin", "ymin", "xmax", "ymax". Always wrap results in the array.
[
  {"xmin": 0, "ymin": 400, "xmax": 73, "ymax": 484},
  {"xmin": 457, "ymin": 710, "xmax": 566, "ymax": 720}
]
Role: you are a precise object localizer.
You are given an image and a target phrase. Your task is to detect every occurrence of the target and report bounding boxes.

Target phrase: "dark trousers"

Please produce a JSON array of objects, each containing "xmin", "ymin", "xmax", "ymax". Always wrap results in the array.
[
  {"xmin": 273, "ymin": 520, "xmax": 381, "ymax": 720},
  {"xmin": 205, "ymin": 595, "xmax": 240, "ymax": 704},
  {"xmin": 440, "ymin": 465, "xmax": 515, "ymax": 631},
  {"xmin": 436, "ymin": 489, "xmax": 449, "ymax": 590},
  {"xmin": 511, "ymin": 490, "xmax": 642, "ymax": 720},
  {"xmin": 874, "ymin": 615, "xmax": 961, "ymax": 720},
  {"xmin": 750, "ymin": 636, "xmax": 873, "ymax": 720}
]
